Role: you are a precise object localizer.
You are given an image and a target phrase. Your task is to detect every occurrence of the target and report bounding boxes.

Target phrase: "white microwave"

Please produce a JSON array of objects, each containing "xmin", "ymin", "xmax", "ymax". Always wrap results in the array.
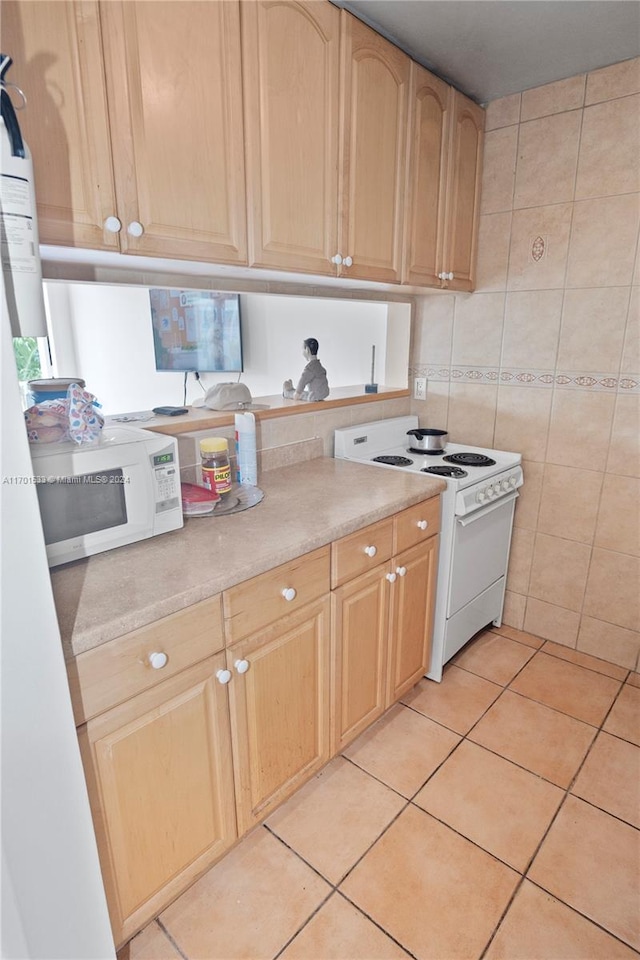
[{"xmin": 30, "ymin": 426, "xmax": 183, "ymax": 567}]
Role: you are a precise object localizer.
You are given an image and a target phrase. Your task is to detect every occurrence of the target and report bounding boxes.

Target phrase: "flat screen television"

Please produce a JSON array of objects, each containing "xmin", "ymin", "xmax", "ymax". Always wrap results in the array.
[{"xmin": 149, "ymin": 289, "xmax": 243, "ymax": 373}]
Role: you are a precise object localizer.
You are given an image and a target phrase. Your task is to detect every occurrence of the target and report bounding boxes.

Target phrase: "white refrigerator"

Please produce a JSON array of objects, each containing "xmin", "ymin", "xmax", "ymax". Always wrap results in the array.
[{"xmin": 1, "ymin": 277, "xmax": 115, "ymax": 957}]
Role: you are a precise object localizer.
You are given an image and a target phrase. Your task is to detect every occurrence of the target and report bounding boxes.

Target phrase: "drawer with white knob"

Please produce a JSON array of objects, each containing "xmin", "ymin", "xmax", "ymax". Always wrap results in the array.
[
  {"xmin": 222, "ymin": 545, "xmax": 330, "ymax": 644},
  {"xmin": 331, "ymin": 518, "xmax": 394, "ymax": 588},
  {"xmin": 67, "ymin": 595, "xmax": 224, "ymax": 725},
  {"xmin": 393, "ymin": 497, "xmax": 440, "ymax": 554}
]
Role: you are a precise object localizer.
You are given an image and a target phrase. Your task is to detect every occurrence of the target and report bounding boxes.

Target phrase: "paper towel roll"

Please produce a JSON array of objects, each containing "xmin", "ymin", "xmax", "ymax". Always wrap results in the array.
[{"xmin": 235, "ymin": 412, "xmax": 257, "ymax": 485}]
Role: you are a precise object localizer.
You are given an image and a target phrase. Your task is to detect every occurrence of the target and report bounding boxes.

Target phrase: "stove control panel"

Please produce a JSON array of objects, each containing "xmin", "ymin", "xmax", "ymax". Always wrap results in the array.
[
  {"xmin": 456, "ymin": 466, "xmax": 523, "ymax": 517},
  {"xmin": 476, "ymin": 474, "xmax": 519, "ymax": 503}
]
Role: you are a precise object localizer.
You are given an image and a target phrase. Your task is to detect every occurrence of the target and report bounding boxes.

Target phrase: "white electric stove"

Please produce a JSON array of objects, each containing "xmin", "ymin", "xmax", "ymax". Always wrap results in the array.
[{"xmin": 334, "ymin": 416, "xmax": 523, "ymax": 681}]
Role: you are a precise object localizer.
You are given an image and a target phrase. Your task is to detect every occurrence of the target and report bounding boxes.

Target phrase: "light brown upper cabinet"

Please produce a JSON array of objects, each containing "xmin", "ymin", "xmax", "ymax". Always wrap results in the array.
[
  {"xmin": 339, "ymin": 12, "xmax": 410, "ymax": 283},
  {"xmin": 441, "ymin": 90, "xmax": 484, "ymax": 291},
  {"xmin": 2, "ymin": 1, "xmax": 119, "ymax": 249},
  {"xmin": 100, "ymin": 1, "xmax": 247, "ymax": 262},
  {"xmin": 402, "ymin": 63, "xmax": 450, "ymax": 287},
  {"xmin": 4, "ymin": 0, "xmax": 247, "ymax": 263},
  {"xmin": 241, "ymin": 0, "xmax": 341, "ymax": 275},
  {"xmin": 8, "ymin": 0, "xmax": 482, "ymax": 287},
  {"xmin": 403, "ymin": 65, "xmax": 484, "ymax": 291}
]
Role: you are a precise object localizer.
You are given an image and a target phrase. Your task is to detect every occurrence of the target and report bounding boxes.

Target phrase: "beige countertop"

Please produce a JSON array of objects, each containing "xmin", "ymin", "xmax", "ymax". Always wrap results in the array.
[{"xmin": 51, "ymin": 457, "xmax": 445, "ymax": 660}]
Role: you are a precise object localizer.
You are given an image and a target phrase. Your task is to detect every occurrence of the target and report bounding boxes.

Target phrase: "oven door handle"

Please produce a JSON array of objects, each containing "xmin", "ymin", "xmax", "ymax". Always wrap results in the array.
[{"xmin": 456, "ymin": 491, "xmax": 519, "ymax": 526}]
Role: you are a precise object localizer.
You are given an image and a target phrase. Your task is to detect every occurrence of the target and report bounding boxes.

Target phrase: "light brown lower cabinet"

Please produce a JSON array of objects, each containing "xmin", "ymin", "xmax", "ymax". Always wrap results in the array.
[
  {"xmin": 331, "ymin": 564, "xmax": 390, "ymax": 751},
  {"xmin": 331, "ymin": 520, "xmax": 439, "ymax": 752},
  {"xmin": 386, "ymin": 536, "xmax": 439, "ymax": 702},
  {"xmin": 225, "ymin": 596, "xmax": 331, "ymax": 834},
  {"xmin": 78, "ymin": 654, "xmax": 237, "ymax": 947},
  {"xmin": 70, "ymin": 497, "xmax": 440, "ymax": 948}
]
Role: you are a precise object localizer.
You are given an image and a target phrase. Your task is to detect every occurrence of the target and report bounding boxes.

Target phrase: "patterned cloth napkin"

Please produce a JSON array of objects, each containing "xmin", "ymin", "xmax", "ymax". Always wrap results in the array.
[{"xmin": 25, "ymin": 382, "xmax": 104, "ymax": 444}]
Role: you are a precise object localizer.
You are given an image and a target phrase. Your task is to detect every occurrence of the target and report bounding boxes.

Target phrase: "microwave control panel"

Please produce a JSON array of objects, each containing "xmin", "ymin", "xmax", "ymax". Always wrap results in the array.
[{"xmin": 151, "ymin": 448, "xmax": 180, "ymax": 513}]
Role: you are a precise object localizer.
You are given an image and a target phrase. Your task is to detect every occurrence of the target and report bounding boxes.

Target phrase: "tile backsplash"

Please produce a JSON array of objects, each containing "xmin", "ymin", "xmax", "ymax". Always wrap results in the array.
[
  {"xmin": 176, "ymin": 396, "xmax": 412, "ymax": 484},
  {"xmin": 411, "ymin": 57, "xmax": 640, "ymax": 670}
]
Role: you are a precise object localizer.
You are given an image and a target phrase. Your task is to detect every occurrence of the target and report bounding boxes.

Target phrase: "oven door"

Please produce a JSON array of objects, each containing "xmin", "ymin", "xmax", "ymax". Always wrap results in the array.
[{"xmin": 446, "ymin": 492, "xmax": 518, "ymax": 618}]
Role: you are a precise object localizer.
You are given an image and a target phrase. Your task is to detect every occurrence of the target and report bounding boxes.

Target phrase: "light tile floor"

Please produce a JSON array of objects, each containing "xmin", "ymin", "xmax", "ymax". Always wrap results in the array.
[{"xmin": 126, "ymin": 625, "xmax": 640, "ymax": 960}]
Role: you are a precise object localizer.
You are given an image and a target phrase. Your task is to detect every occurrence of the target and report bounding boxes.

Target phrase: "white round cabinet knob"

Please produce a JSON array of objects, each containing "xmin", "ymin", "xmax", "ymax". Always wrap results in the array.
[
  {"xmin": 417, "ymin": 520, "xmax": 428, "ymax": 530},
  {"xmin": 448, "ymin": 272, "xmax": 455, "ymax": 281},
  {"xmin": 386, "ymin": 572, "xmax": 397, "ymax": 583},
  {"xmin": 364, "ymin": 545, "xmax": 377, "ymax": 558},
  {"xmin": 396, "ymin": 566, "xmax": 407, "ymax": 577},
  {"xmin": 343, "ymin": 256, "xmax": 353, "ymax": 267},
  {"xmin": 148, "ymin": 651, "xmax": 168, "ymax": 669},
  {"xmin": 234, "ymin": 659, "xmax": 250, "ymax": 674},
  {"xmin": 104, "ymin": 216, "xmax": 122, "ymax": 233},
  {"xmin": 216, "ymin": 669, "xmax": 232, "ymax": 685},
  {"xmin": 282, "ymin": 587, "xmax": 297, "ymax": 602},
  {"xmin": 331, "ymin": 253, "xmax": 343, "ymax": 265},
  {"xmin": 127, "ymin": 220, "xmax": 144, "ymax": 237}
]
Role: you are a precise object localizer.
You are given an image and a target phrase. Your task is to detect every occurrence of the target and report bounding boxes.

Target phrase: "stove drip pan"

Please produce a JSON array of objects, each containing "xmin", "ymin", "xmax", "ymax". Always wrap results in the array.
[
  {"xmin": 444, "ymin": 452, "xmax": 496, "ymax": 467},
  {"xmin": 421, "ymin": 465, "xmax": 468, "ymax": 479},
  {"xmin": 372, "ymin": 455, "xmax": 414, "ymax": 467}
]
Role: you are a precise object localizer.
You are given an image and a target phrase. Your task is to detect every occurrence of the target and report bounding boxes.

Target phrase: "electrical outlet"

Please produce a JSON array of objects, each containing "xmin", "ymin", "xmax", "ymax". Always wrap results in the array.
[{"xmin": 413, "ymin": 376, "xmax": 427, "ymax": 400}]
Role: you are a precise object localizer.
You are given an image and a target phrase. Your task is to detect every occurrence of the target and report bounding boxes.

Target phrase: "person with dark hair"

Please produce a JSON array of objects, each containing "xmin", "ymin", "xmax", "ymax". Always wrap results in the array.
[{"xmin": 283, "ymin": 338, "xmax": 330, "ymax": 401}]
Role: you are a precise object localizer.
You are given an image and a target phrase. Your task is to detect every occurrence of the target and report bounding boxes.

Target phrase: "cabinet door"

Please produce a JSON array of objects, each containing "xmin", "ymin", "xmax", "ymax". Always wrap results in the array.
[
  {"xmin": 402, "ymin": 63, "xmax": 451, "ymax": 287},
  {"xmin": 3, "ymin": 0, "xmax": 118, "ymax": 249},
  {"xmin": 339, "ymin": 12, "xmax": 409, "ymax": 283},
  {"xmin": 242, "ymin": 0, "xmax": 340, "ymax": 275},
  {"xmin": 100, "ymin": 0, "xmax": 247, "ymax": 263},
  {"xmin": 227, "ymin": 597, "xmax": 331, "ymax": 834},
  {"xmin": 387, "ymin": 537, "xmax": 439, "ymax": 704},
  {"xmin": 332, "ymin": 565, "xmax": 390, "ymax": 753},
  {"xmin": 442, "ymin": 90, "xmax": 484, "ymax": 292},
  {"xmin": 79, "ymin": 655, "xmax": 236, "ymax": 947}
]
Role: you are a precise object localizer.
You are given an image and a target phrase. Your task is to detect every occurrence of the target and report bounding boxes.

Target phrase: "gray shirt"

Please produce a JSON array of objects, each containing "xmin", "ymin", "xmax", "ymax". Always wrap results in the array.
[{"xmin": 296, "ymin": 357, "xmax": 329, "ymax": 401}]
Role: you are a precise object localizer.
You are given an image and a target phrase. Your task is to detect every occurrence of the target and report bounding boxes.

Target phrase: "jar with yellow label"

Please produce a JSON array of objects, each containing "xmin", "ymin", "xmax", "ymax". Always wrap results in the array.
[{"xmin": 200, "ymin": 437, "xmax": 232, "ymax": 495}]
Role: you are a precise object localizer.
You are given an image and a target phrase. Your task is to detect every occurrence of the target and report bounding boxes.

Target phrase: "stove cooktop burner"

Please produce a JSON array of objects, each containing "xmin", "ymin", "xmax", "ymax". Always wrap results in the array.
[
  {"xmin": 408, "ymin": 447, "xmax": 445, "ymax": 456},
  {"xmin": 444, "ymin": 452, "xmax": 496, "ymax": 467},
  {"xmin": 421, "ymin": 465, "xmax": 468, "ymax": 478},
  {"xmin": 372, "ymin": 455, "xmax": 414, "ymax": 467}
]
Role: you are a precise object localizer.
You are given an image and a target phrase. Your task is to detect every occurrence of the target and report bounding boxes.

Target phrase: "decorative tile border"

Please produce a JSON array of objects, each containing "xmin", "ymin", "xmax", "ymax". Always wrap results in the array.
[{"xmin": 410, "ymin": 364, "xmax": 640, "ymax": 393}]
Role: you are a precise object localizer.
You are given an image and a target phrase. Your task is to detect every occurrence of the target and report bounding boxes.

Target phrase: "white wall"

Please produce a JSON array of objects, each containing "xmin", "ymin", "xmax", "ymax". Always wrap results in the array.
[
  {"xmin": 44, "ymin": 282, "xmax": 396, "ymax": 414},
  {"xmin": 241, "ymin": 294, "xmax": 387, "ymax": 395}
]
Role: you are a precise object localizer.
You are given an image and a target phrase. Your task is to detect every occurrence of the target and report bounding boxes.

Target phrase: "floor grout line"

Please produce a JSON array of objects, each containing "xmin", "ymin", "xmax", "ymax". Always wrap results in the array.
[{"xmin": 268, "ymin": 656, "xmax": 639, "ymax": 959}]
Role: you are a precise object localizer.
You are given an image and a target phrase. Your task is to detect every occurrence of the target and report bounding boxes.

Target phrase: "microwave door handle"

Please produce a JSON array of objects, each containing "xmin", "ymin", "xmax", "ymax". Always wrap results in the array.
[{"xmin": 456, "ymin": 491, "xmax": 519, "ymax": 527}]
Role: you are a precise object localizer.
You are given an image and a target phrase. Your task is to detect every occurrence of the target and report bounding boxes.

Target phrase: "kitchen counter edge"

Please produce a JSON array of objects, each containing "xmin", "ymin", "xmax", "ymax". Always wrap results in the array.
[{"xmin": 51, "ymin": 457, "xmax": 445, "ymax": 660}]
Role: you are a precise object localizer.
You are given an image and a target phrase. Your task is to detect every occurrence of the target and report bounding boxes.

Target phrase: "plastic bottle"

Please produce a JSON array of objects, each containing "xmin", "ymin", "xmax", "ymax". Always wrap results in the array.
[
  {"xmin": 234, "ymin": 412, "xmax": 257, "ymax": 485},
  {"xmin": 200, "ymin": 437, "xmax": 232, "ymax": 495}
]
